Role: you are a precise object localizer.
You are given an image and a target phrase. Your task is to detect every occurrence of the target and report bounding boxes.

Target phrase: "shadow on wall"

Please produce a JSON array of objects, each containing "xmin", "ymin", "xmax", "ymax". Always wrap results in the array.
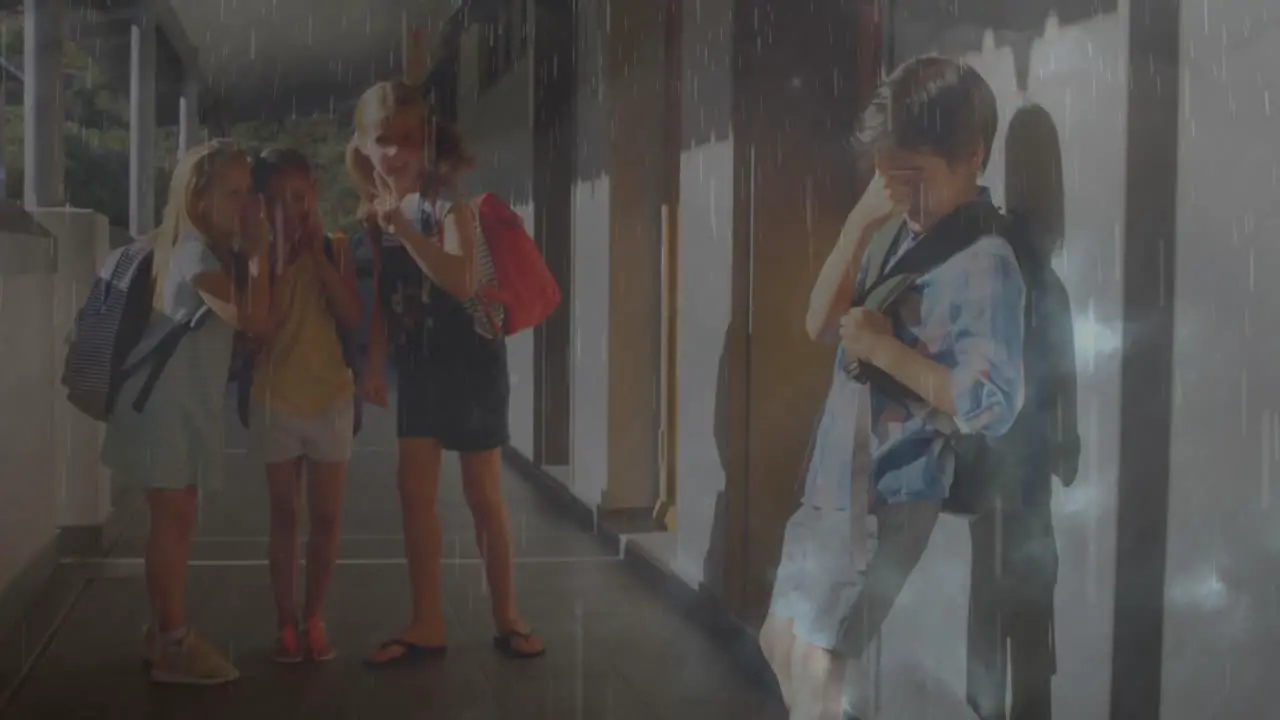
[
  {"xmin": 966, "ymin": 102, "xmax": 1081, "ymax": 720},
  {"xmin": 703, "ymin": 324, "xmax": 734, "ymax": 593},
  {"xmin": 1005, "ymin": 103, "xmax": 1066, "ymax": 256}
]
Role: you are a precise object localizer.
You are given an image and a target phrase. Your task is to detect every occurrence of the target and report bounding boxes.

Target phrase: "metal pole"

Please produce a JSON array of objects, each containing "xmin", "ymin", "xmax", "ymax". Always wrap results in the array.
[
  {"xmin": 129, "ymin": 2, "xmax": 158, "ymax": 236},
  {"xmin": 178, "ymin": 74, "xmax": 201, "ymax": 156}
]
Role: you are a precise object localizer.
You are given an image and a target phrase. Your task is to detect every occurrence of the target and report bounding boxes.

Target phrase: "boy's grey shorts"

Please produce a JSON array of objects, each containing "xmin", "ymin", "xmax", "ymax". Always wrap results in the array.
[
  {"xmin": 769, "ymin": 504, "xmax": 871, "ymax": 651},
  {"xmin": 769, "ymin": 500, "xmax": 940, "ymax": 654}
]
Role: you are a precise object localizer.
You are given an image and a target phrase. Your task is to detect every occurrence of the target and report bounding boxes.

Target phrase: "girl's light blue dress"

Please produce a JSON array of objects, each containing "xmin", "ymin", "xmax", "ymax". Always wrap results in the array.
[{"xmin": 101, "ymin": 228, "xmax": 236, "ymax": 491}]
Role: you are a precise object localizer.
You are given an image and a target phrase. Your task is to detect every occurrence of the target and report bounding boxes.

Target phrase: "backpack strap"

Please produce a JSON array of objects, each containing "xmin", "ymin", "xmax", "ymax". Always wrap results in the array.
[
  {"xmin": 857, "ymin": 201, "xmax": 1006, "ymax": 305},
  {"xmin": 131, "ymin": 306, "xmax": 212, "ymax": 413},
  {"xmin": 845, "ymin": 201, "xmax": 1008, "ymax": 406},
  {"xmin": 858, "ymin": 221, "xmax": 908, "ymax": 302}
]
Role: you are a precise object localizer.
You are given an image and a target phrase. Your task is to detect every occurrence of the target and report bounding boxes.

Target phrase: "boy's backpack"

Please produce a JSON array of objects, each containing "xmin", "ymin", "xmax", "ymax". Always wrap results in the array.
[
  {"xmin": 849, "ymin": 200, "xmax": 1075, "ymax": 516},
  {"xmin": 62, "ymin": 241, "xmax": 209, "ymax": 421},
  {"xmin": 473, "ymin": 193, "xmax": 561, "ymax": 335},
  {"xmin": 234, "ymin": 234, "xmax": 365, "ymax": 435}
]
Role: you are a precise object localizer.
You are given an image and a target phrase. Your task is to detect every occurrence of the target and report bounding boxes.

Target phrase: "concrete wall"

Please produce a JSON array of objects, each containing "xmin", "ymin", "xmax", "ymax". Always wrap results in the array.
[
  {"xmin": 1164, "ymin": 1, "xmax": 1280, "ymax": 716},
  {"xmin": 0, "ymin": 211, "xmax": 59, "ymax": 609},
  {"xmin": 875, "ymin": 3, "xmax": 1128, "ymax": 717},
  {"xmin": 43, "ymin": 209, "xmax": 113, "ymax": 531},
  {"xmin": 0, "ymin": 272, "xmax": 57, "ymax": 592}
]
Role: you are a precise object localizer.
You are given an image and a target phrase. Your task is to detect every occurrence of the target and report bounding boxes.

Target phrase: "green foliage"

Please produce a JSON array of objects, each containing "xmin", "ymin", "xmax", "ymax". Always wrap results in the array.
[
  {"xmin": 3, "ymin": 17, "xmax": 355, "ymax": 233},
  {"xmin": 231, "ymin": 115, "xmax": 360, "ymax": 233}
]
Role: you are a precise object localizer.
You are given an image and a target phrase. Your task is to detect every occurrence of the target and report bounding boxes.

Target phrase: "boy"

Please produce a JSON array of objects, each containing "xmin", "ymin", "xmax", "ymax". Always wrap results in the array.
[{"xmin": 759, "ymin": 56, "xmax": 1025, "ymax": 720}]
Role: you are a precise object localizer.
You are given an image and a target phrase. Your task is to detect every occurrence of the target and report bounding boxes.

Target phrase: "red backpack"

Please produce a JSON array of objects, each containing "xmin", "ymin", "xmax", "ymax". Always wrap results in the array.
[{"xmin": 475, "ymin": 193, "xmax": 561, "ymax": 335}]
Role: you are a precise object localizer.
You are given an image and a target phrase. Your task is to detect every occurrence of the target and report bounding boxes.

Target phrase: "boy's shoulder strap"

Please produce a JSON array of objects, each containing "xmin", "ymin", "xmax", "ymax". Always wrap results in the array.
[
  {"xmin": 856, "ymin": 201, "xmax": 1007, "ymax": 307},
  {"xmin": 890, "ymin": 201, "xmax": 1006, "ymax": 277},
  {"xmin": 860, "ymin": 220, "xmax": 907, "ymax": 297}
]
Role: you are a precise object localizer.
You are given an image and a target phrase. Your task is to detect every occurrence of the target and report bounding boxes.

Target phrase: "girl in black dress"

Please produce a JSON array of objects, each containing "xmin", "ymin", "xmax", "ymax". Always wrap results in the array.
[{"xmin": 346, "ymin": 80, "xmax": 544, "ymax": 663}]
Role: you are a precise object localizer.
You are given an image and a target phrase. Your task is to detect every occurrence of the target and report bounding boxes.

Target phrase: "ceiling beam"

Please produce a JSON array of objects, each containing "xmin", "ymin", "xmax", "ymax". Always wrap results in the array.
[{"xmin": 151, "ymin": 0, "xmax": 198, "ymax": 81}]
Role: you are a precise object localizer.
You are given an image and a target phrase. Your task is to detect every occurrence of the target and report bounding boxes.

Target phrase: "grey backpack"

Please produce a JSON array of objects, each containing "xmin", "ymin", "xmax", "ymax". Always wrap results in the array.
[{"xmin": 62, "ymin": 241, "xmax": 207, "ymax": 421}]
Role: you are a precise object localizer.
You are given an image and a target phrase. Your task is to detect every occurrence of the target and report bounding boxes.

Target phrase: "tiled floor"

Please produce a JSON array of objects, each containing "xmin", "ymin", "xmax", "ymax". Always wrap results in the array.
[{"xmin": 0, "ymin": 403, "xmax": 785, "ymax": 719}]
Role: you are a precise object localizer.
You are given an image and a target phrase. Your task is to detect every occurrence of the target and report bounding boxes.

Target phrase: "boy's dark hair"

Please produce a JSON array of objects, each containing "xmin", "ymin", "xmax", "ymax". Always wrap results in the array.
[
  {"xmin": 251, "ymin": 147, "xmax": 314, "ymax": 194},
  {"xmin": 854, "ymin": 55, "xmax": 999, "ymax": 171}
]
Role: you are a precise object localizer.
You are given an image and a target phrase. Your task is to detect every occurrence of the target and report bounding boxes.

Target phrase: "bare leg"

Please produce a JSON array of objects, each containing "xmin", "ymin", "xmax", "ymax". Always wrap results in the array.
[
  {"xmin": 145, "ymin": 487, "xmax": 200, "ymax": 633},
  {"xmin": 459, "ymin": 449, "xmax": 543, "ymax": 656},
  {"xmin": 760, "ymin": 613, "xmax": 798, "ymax": 708},
  {"xmin": 301, "ymin": 459, "xmax": 348, "ymax": 623},
  {"xmin": 366, "ymin": 438, "xmax": 446, "ymax": 662},
  {"xmin": 266, "ymin": 460, "xmax": 303, "ymax": 629},
  {"xmin": 789, "ymin": 638, "xmax": 848, "ymax": 720}
]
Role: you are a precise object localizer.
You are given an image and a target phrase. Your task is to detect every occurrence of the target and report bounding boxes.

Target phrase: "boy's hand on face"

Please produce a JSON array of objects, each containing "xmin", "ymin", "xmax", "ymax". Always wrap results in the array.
[
  {"xmin": 853, "ymin": 171, "xmax": 913, "ymax": 233},
  {"xmin": 840, "ymin": 307, "xmax": 893, "ymax": 361}
]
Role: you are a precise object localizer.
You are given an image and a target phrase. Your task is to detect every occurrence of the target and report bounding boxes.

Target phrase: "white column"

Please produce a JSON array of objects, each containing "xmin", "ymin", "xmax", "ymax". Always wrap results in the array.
[
  {"xmin": 177, "ymin": 75, "xmax": 201, "ymax": 156},
  {"xmin": 23, "ymin": 0, "xmax": 65, "ymax": 208},
  {"xmin": 129, "ymin": 4, "xmax": 158, "ymax": 237}
]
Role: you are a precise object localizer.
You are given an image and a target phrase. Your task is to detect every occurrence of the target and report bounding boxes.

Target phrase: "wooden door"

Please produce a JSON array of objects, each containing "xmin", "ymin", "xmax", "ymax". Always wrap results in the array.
[{"xmin": 726, "ymin": 0, "xmax": 884, "ymax": 627}]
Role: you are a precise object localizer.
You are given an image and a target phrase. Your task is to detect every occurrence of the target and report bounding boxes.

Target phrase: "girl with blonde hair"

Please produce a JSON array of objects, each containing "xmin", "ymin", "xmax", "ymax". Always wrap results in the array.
[
  {"xmin": 102, "ymin": 139, "xmax": 271, "ymax": 685},
  {"xmin": 348, "ymin": 80, "xmax": 545, "ymax": 664}
]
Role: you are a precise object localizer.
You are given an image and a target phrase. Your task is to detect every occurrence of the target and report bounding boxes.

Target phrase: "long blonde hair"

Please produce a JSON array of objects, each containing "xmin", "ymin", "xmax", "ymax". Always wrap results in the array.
[
  {"xmin": 151, "ymin": 139, "xmax": 246, "ymax": 306},
  {"xmin": 345, "ymin": 81, "xmax": 474, "ymax": 222}
]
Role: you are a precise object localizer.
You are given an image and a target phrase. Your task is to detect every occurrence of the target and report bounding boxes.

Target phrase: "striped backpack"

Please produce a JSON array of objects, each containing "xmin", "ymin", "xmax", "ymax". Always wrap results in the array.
[
  {"xmin": 61, "ymin": 241, "xmax": 207, "ymax": 421},
  {"xmin": 473, "ymin": 193, "xmax": 560, "ymax": 335}
]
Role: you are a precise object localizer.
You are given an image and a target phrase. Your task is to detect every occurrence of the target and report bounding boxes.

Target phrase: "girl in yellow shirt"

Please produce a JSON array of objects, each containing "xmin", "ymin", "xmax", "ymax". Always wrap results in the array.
[{"xmin": 248, "ymin": 148, "xmax": 363, "ymax": 663}]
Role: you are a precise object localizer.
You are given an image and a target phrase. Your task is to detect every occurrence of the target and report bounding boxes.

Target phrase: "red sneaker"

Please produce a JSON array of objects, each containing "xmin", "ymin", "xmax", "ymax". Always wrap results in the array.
[{"xmin": 274, "ymin": 625, "xmax": 303, "ymax": 664}]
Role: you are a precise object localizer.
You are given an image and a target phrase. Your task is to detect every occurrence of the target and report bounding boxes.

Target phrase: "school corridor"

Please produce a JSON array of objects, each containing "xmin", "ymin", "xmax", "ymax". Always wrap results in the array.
[
  {"xmin": 3, "ymin": 0, "xmax": 1280, "ymax": 718},
  {"xmin": 0, "ymin": 402, "xmax": 785, "ymax": 720}
]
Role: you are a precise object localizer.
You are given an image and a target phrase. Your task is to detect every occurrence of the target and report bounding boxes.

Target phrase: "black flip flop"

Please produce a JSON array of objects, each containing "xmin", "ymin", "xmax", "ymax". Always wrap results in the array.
[
  {"xmin": 363, "ymin": 639, "xmax": 447, "ymax": 667},
  {"xmin": 493, "ymin": 629, "xmax": 546, "ymax": 659}
]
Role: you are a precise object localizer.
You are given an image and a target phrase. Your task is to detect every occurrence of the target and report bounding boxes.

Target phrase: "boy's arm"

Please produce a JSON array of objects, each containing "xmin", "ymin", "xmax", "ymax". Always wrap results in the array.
[
  {"xmin": 863, "ymin": 339, "xmax": 960, "ymax": 416},
  {"xmin": 806, "ymin": 208, "xmax": 876, "ymax": 343},
  {"xmin": 808, "ymin": 173, "xmax": 906, "ymax": 343},
  {"xmin": 864, "ymin": 237, "xmax": 1026, "ymax": 435}
]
